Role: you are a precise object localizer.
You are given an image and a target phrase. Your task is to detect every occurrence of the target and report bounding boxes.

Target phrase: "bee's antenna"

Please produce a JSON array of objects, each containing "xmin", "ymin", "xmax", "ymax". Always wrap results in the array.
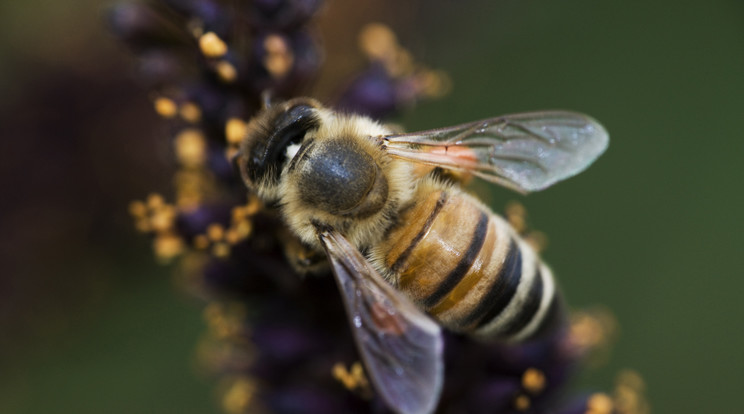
[
  {"xmin": 230, "ymin": 150, "xmax": 242, "ymax": 174},
  {"xmin": 261, "ymin": 90, "xmax": 274, "ymax": 109}
]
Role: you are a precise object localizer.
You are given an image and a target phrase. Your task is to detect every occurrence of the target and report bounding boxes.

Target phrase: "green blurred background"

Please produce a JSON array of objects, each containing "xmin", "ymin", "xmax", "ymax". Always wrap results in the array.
[{"xmin": 1, "ymin": 0, "xmax": 742, "ymax": 413}]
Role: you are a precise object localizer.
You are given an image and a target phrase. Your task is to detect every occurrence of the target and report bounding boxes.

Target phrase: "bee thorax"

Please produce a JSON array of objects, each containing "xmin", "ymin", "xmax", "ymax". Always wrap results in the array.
[{"xmin": 294, "ymin": 139, "xmax": 388, "ymax": 218}]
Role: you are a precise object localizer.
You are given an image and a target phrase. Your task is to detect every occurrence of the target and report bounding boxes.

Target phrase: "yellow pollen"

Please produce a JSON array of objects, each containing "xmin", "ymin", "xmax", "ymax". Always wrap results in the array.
[
  {"xmin": 193, "ymin": 234, "xmax": 210, "ymax": 250},
  {"xmin": 221, "ymin": 377, "xmax": 257, "ymax": 414},
  {"xmin": 177, "ymin": 193, "xmax": 202, "ymax": 211},
  {"xmin": 359, "ymin": 23, "xmax": 397, "ymax": 61},
  {"xmin": 263, "ymin": 35, "xmax": 293, "ymax": 78},
  {"xmin": 234, "ymin": 220, "xmax": 253, "ymax": 239},
  {"xmin": 332, "ymin": 363, "xmax": 350, "ymax": 387},
  {"xmin": 204, "ymin": 303, "xmax": 241, "ymax": 338},
  {"xmin": 224, "ymin": 228, "xmax": 241, "ymax": 245},
  {"xmin": 569, "ymin": 308, "xmax": 617, "ymax": 353},
  {"xmin": 199, "ymin": 32, "xmax": 228, "ymax": 58},
  {"xmin": 215, "ymin": 316, "xmax": 241, "ymax": 338},
  {"xmin": 350, "ymin": 362, "xmax": 366, "ymax": 380},
  {"xmin": 173, "ymin": 168, "xmax": 217, "ymax": 209},
  {"xmin": 225, "ymin": 118, "xmax": 247, "ymax": 145},
  {"xmin": 332, "ymin": 361, "xmax": 370, "ymax": 394},
  {"xmin": 154, "ymin": 234, "xmax": 184, "ymax": 263},
  {"xmin": 586, "ymin": 392, "xmax": 614, "ymax": 414},
  {"xmin": 510, "ymin": 215, "xmax": 527, "ymax": 234},
  {"xmin": 617, "ymin": 369, "xmax": 645, "ymax": 391},
  {"xmin": 231, "ymin": 206, "xmax": 246, "ymax": 221},
  {"xmin": 418, "ymin": 69, "xmax": 452, "ymax": 98},
  {"xmin": 522, "ymin": 368, "xmax": 546, "ymax": 394},
  {"xmin": 207, "ymin": 223, "xmax": 225, "ymax": 241},
  {"xmin": 244, "ymin": 197, "xmax": 262, "ymax": 215},
  {"xmin": 386, "ymin": 48, "xmax": 413, "ymax": 77},
  {"xmin": 514, "ymin": 394, "xmax": 530, "ymax": 411},
  {"xmin": 180, "ymin": 102, "xmax": 202, "ymax": 123},
  {"xmin": 264, "ymin": 34, "xmax": 289, "ymax": 54},
  {"xmin": 146, "ymin": 193, "xmax": 165, "ymax": 209},
  {"xmin": 174, "ymin": 129, "xmax": 207, "ymax": 168},
  {"xmin": 212, "ymin": 241, "xmax": 231, "ymax": 258},
  {"xmin": 613, "ymin": 369, "xmax": 649, "ymax": 414},
  {"xmin": 154, "ymin": 97, "xmax": 177, "ymax": 118},
  {"xmin": 190, "ymin": 25, "xmax": 204, "ymax": 39},
  {"xmin": 505, "ymin": 201, "xmax": 528, "ymax": 233},
  {"xmin": 150, "ymin": 205, "xmax": 176, "ymax": 232},
  {"xmin": 216, "ymin": 60, "xmax": 237, "ymax": 82},
  {"xmin": 203, "ymin": 302, "xmax": 223, "ymax": 323},
  {"xmin": 128, "ymin": 200, "xmax": 147, "ymax": 218},
  {"xmin": 525, "ymin": 231, "xmax": 548, "ymax": 253}
]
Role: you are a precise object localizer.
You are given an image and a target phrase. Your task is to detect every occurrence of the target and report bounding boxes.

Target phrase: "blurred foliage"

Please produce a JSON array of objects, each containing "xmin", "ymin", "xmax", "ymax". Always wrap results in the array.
[{"xmin": 1, "ymin": 0, "xmax": 742, "ymax": 413}]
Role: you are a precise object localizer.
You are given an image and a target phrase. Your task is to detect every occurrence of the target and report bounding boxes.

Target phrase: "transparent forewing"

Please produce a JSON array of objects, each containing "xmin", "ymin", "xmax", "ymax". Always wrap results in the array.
[
  {"xmin": 383, "ymin": 111, "xmax": 609, "ymax": 193},
  {"xmin": 317, "ymin": 228, "xmax": 443, "ymax": 414}
]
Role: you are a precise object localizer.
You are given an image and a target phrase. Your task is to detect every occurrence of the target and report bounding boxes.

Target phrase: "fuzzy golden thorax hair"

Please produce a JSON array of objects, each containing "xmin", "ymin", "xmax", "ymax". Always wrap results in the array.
[{"xmin": 277, "ymin": 107, "xmax": 417, "ymax": 252}]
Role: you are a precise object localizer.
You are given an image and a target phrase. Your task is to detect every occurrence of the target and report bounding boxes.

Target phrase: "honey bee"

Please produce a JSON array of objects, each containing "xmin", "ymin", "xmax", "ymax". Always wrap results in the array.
[{"xmin": 237, "ymin": 97, "xmax": 608, "ymax": 414}]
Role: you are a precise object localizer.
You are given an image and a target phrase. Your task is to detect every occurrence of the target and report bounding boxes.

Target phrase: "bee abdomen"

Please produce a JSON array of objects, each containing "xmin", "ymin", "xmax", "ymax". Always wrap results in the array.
[{"xmin": 382, "ymin": 189, "xmax": 559, "ymax": 342}]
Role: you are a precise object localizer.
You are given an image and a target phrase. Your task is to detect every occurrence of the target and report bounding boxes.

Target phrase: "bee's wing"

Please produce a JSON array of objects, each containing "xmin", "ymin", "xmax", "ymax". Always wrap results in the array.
[
  {"xmin": 382, "ymin": 111, "xmax": 609, "ymax": 193},
  {"xmin": 317, "ymin": 227, "xmax": 443, "ymax": 414}
]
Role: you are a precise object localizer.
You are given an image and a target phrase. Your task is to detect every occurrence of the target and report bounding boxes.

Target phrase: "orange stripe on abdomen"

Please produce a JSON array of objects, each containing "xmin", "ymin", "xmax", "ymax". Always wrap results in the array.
[
  {"xmin": 427, "ymin": 216, "xmax": 498, "ymax": 315},
  {"xmin": 385, "ymin": 190, "xmax": 448, "ymax": 275},
  {"xmin": 427, "ymin": 213, "xmax": 517, "ymax": 332},
  {"xmin": 381, "ymin": 188, "xmax": 558, "ymax": 338},
  {"xmin": 383, "ymin": 192, "xmax": 498, "ymax": 321}
]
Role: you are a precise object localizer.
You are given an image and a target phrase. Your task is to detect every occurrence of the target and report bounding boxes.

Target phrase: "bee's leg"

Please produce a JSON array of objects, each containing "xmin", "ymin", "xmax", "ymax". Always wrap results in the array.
[{"xmin": 280, "ymin": 230, "xmax": 329, "ymax": 275}]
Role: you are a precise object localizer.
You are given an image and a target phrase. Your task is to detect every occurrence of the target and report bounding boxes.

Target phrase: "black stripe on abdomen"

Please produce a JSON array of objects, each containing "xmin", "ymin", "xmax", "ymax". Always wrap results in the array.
[
  {"xmin": 497, "ymin": 268, "xmax": 543, "ymax": 336},
  {"xmin": 390, "ymin": 191, "xmax": 448, "ymax": 274},
  {"xmin": 422, "ymin": 211, "xmax": 489, "ymax": 309},
  {"xmin": 460, "ymin": 240, "xmax": 523, "ymax": 328},
  {"xmin": 524, "ymin": 290, "xmax": 565, "ymax": 341}
]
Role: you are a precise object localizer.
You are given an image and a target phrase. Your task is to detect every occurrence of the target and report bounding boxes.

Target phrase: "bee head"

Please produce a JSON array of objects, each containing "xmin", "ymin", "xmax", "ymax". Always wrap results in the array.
[{"xmin": 238, "ymin": 98, "xmax": 321, "ymax": 199}]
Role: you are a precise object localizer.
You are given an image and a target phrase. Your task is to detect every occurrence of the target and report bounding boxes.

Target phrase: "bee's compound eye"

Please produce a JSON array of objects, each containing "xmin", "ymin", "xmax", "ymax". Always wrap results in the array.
[
  {"xmin": 297, "ymin": 140, "xmax": 387, "ymax": 217},
  {"xmin": 244, "ymin": 104, "xmax": 319, "ymax": 184}
]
